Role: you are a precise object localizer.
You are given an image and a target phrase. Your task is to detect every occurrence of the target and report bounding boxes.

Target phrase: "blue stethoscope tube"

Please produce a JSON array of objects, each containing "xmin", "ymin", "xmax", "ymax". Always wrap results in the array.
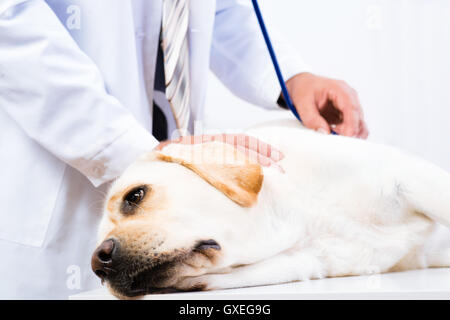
[{"xmin": 251, "ymin": 0, "xmax": 337, "ymax": 135}]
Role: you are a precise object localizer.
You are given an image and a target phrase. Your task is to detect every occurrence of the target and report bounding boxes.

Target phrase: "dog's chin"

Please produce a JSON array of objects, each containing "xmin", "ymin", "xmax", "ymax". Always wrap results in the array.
[
  {"xmin": 107, "ymin": 266, "xmax": 210, "ymax": 298},
  {"xmin": 106, "ymin": 262, "xmax": 181, "ymax": 298},
  {"xmin": 106, "ymin": 260, "xmax": 209, "ymax": 298},
  {"xmin": 108, "ymin": 283, "xmax": 180, "ymax": 299},
  {"xmin": 107, "ymin": 274, "xmax": 206, "ymax": 298}
]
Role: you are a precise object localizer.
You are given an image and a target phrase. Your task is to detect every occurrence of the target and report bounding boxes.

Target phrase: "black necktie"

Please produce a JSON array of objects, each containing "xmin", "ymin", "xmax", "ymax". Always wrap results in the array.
[{"xmin": 152, "ymin": 34, "xmax": 168, "ymax": 142}]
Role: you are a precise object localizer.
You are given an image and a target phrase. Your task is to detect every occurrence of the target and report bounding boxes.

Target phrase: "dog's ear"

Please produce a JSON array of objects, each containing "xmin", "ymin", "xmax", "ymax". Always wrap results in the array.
[{"xmin": 155, "ymin": 142, "xmax": 263, "ymax": 207}]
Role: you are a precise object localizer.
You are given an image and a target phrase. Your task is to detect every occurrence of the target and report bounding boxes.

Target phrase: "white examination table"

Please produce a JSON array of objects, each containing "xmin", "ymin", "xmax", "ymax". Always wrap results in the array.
[{"xmin": 70, "ymin": 268, "xmax": 450, "ymax": 300}]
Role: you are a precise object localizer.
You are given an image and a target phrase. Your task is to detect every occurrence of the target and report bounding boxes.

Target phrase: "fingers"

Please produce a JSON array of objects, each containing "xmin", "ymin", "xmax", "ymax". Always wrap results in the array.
[
  {"xmin": 222, "ymin": 134, "xmax": 284, "ymax": 165},
  {"xmin": 233, "ymin": 135, "xmax": 284, "ymax": 162},
  {"xmin": 154, "ymin": 134, "xmax": 285, "ymax": 166},
  {"xmin": 295, "ymin": 96, "xmax": 331, "ymax": 134},
  {"xmin": 325, "ymin": 82, "xmax": 370, "ymax": 139},
  {"xmin": 327, "ymin": 89, "xmax": 360, "ymax": 137},
  {"xmin": 357, "ymin": 118, "xmax": 369, "ymax": 139},
  {"xmin": 353, "ymin": 103, "xmax": 369, "ymax": 139},
  {"xmin": 235, "ymin": 145, "xmax": 274, "ymax": 167}
]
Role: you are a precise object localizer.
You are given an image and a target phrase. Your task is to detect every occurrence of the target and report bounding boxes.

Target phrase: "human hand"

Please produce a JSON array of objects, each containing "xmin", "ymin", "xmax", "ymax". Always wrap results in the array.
[
  {"xmin": 155, "ymin": 134, "xmax": 284, "ymax": 167},
  {"xmin": 285, "ymin": 72, "xmax": 369, "ymax": 139}
]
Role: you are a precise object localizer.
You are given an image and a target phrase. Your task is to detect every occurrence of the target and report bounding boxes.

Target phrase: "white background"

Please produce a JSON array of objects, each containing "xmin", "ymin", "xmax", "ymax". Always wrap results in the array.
[{"xmin": 204, "ymin": 0, "xmax": 450, "ymax": 171}]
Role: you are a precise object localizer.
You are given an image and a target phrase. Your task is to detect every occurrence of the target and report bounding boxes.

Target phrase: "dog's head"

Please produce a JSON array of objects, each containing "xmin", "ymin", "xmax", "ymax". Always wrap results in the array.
[{"xmin": 92, "ymin": 141, "xmax": 266, "ymax": 298}]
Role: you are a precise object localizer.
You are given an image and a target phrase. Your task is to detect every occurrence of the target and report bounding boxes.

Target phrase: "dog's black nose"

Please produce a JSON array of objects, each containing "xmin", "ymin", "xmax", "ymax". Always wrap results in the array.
[{"xmin": 91, "ymin": 239, "xmax": 117, "ymax": 280}]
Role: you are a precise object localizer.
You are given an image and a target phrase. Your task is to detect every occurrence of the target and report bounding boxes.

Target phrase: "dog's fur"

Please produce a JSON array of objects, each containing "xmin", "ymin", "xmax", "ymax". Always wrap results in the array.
[{"xmin": 96, "ymin": 119, "xmax": 450, "ymax": 298}]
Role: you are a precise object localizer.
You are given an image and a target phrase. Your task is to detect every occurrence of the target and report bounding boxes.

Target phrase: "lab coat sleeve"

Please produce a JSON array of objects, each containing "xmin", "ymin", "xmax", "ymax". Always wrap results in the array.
[
  {"xmin": 211, "ymin": 0, "xmax": 311, "ymax": 109},
  {"xmin": 0, "ymin": 0, "xmax": 159, "ymax": 187}
]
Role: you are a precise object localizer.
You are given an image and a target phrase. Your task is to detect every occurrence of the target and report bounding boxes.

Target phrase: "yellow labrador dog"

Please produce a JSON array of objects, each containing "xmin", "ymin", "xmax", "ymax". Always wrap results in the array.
[{"xmin": 92, "ymin": 119, "xmax": 450, "ymax": 298}]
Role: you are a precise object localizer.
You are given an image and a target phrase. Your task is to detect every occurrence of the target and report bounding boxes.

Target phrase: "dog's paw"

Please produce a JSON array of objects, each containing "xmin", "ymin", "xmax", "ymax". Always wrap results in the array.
[{"xmin": 295, "ymin": 255, "xmax": 327, "ymax": 281}]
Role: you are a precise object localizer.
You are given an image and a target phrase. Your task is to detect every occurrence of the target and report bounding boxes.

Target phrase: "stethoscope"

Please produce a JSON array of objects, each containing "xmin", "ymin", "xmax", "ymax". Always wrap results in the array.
[{"xmin": 251, "ymin": 0, "xmax": 338, "ymax": 135}]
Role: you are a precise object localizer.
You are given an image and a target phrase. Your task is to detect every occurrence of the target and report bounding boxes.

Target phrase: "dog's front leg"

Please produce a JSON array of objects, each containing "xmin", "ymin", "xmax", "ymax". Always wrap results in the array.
[{"xmin": 178, "ymin": 250, "xmax": 325, "ymax": 291}]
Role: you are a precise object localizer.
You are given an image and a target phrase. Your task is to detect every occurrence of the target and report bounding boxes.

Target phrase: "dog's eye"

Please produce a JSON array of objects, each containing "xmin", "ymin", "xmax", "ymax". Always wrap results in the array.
[
  {"xmin": 121, "ymin": 185, "xmax": 147, "ymax": 215},
  {"xmin": 125, "ymin": 187, "xmax": 146, "ymax": 204}
]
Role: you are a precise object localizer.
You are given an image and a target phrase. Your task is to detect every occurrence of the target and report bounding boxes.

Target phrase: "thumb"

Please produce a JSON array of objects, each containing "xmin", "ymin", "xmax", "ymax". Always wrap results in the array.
[{"xmin": 296, "ymin": 99, "xmax": 331, "ymax": 134}]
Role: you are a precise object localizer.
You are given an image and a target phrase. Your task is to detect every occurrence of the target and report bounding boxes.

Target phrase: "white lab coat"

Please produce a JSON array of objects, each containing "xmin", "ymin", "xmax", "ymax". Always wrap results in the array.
[{"xmin": 0, "ymin": 0, "xmax": 307, "ymax": 298}]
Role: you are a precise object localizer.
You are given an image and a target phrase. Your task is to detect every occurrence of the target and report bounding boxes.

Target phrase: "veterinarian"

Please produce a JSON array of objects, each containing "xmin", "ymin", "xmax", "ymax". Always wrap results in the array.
[{"xmin": 0, "ymin": 0, "xmax": 368, "ymax": 299}]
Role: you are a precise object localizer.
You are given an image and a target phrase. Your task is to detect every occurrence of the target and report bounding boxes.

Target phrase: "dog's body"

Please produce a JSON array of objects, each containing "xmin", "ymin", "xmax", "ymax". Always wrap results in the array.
[{"xmin": 95, "ymin": 120, "xmax": 450, "ymax": 298}]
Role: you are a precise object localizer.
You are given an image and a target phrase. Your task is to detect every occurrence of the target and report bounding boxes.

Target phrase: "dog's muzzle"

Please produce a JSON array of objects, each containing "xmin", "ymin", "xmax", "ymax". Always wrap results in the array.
[
  {"xmin": 91, "ymin": 238, "xmax": 171, "ymax": 296},
  {"xmin": 91, "ymin": 238, "xmax": 220, "ymax": 297}
]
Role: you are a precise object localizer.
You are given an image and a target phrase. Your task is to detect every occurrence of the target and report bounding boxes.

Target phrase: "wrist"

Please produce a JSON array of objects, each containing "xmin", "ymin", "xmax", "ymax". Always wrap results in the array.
[{"xmin": 285, "ymin": 72, "xmax": 314, "ymax": 92}]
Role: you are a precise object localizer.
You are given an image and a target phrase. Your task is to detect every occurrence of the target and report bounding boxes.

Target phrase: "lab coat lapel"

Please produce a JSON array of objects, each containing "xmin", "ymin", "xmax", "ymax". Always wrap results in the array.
[
  {"xmin": 137, "ymin": 0, "xmax": 163, "ymax": 114},
  {"xmin": 188, "ymin": 0, "xmax": 216, "ymax": 129}
]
